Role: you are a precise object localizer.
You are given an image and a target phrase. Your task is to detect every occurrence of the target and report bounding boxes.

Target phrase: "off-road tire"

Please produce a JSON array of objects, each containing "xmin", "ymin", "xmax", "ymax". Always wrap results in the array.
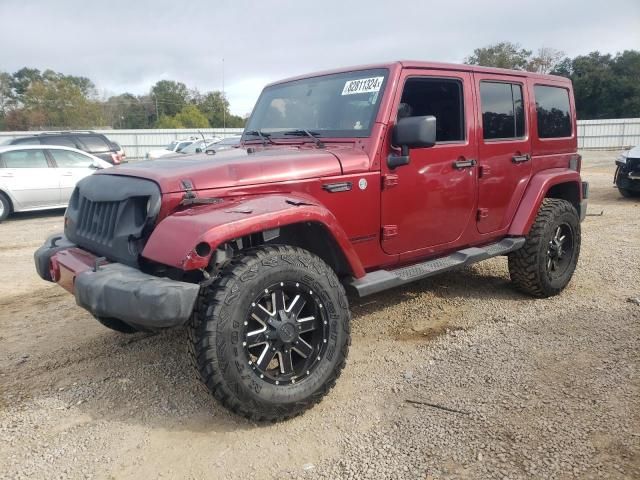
[
  {"xmin": 187, "ymin": 245, "xmax": 351, "ymax": 422},
  {"xmin": 618, "ymin": 187, "xmax": 640, "ymax": 198},
  {"xmin": 508, "ymin": 198, "xmax": 581, "ymax": 298},
  {"xmin": 0, "ymin": 192, "xmax": 11, "ymax": 222},
  {"xmin": 94, "ymin": 316, "xmax": 140, "ymax": 334}
]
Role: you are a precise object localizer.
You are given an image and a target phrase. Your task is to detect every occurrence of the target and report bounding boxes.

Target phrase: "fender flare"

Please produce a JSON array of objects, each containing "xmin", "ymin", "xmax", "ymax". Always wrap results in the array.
[
  {"xmin": 508, "ymin": 168, "xmax": 582, "ymax": 236},
  {"xmin": 141, "ymin": 193, "xmax": 366, "ymax": 277}
]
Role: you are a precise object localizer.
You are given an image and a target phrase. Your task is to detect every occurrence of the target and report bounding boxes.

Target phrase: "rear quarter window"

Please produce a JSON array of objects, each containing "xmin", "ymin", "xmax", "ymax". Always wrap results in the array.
[
  {"xmin": 12, "ymin": 137, "xmax": 42, "ymax": 145},
  {"xmin": 534, "ymin": 85, "xmax": 572, "ymax": 138},
  {"xmin": 77, "ymin": 135, "xmax": 111, "ymax": 153}
]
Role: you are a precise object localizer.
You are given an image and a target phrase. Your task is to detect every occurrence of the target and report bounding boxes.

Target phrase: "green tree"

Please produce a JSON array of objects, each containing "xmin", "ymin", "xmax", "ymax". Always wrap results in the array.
[
  {"xmin": 0, "ymin": 72, "xmax": 13, "ymax": 129},
  {"xmin": 104, "ymin": 93, "xmax": 153, "ymax": 129},
  {"xmin": 174, "ymin": 105, "xmax": 210, "ymax": 128},
  {"xmin": 528, "ymin": 48, "xmax": 566, "ymax": 74},
  {"xmin": 465, "ymin": 42, "xmax": 532, "ymax": 70},
  {"xmin": 17, "ymin": 76, "xmax": 103, "ymax": 129},
  {"xmin": 155, "ymin": 105, "xmax": 210, "ymax": 128},
  {"xmin": 155, "ymin": 114, "xmax": 182, "ymax": 128},
  {"xmin": 151, "ymin": 80, "xmax": 189, "ymax": 117},
  {"xmin": 195, "ymin": 90, "xmax": 246, "ymax": 128}
]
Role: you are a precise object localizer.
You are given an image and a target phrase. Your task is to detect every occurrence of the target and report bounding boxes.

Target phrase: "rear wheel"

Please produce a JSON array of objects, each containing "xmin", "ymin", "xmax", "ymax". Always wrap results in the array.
[
  {"xmin": 508, "ymin": 198, "xmax": 581, "ymax": 297},
  {"xmin": 0, "ymin": 193, "xmax": 11, "ymax": 222},
  {"xmin": 188, "ymin": 245, "xmax": 350, "ymax": 421}
]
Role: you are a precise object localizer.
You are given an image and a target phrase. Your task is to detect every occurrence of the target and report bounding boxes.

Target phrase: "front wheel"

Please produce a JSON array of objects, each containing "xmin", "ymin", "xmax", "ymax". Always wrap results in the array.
[
  {"xmin": 508, "ymin": 198, "xmax": 581, "ymax": 298},
  {"xmin": 188, "ymin": 245, "xmax": 351, "ymax": 421}
]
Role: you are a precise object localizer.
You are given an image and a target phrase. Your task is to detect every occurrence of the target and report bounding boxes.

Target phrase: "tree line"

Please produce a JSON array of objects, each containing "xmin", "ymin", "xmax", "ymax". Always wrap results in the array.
[
  {"xmin": 0, "ymin": 69, "xmax": 245, "ymax": 131},
  {"xmin": 1, "ymin": 45, "xmax": 638, "ymax": 130},
  {"xmin": 465, "ymin": 42, "xmax": 640, "ymax": 120}
]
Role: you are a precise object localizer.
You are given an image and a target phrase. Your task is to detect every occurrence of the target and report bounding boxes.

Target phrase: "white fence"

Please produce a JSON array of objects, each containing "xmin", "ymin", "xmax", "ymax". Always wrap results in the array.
[
  {"xmin": 577, "ymin": 118, "xmax": 640, "ymax": 150},
  {"xmin": 1, "ymin": 120, "xmax": 639, "ymax": 158},
  {"xmin": 0, "ymin": 128, "xmax": 244, "ymax": 160}
]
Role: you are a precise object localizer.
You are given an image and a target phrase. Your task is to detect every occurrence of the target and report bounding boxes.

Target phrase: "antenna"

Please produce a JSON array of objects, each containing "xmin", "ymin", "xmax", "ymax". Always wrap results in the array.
[{"xmin": 222, "ymin": 57, "xmax": 226, "ymax": 131}]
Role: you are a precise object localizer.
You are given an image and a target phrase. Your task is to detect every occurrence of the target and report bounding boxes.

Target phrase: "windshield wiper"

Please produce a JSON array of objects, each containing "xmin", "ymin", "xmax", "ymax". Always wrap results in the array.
[
  {"xmin": 244, "ymin": 129, "xmax": 275, "ymax": 146},
  {"xmin": 282, "ymin": 129, "xmax": 325, "ymax": 148}
]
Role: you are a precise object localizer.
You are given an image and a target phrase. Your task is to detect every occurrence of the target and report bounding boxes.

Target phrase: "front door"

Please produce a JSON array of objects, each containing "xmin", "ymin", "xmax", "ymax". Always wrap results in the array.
[
  {"xmin": 381, "ymin": 70, "xmax": 478, "ymax": 255},
  {"xmin": 474, "ymin": 73, "xmax": 532, "ymax": 233},
  {"xmin": 47, "ymin": 148, "xmax": 97, "ymax": 203}
]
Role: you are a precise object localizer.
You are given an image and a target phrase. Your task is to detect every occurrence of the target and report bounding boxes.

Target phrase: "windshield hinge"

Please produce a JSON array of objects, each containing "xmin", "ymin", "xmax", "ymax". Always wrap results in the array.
[
  {"xmin": 382, "ymin": 225, "xmax": 398, "ymax": 240},
  {"xmin": 382, "ymin": 174, "xmax": 399, "ymax": 189}
]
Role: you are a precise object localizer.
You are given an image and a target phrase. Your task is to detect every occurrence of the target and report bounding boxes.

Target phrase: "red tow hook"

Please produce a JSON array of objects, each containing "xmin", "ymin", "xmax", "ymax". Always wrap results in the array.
[{"xmin": 49, "ymin": 256, "xmax": 61, "ymax": 282}]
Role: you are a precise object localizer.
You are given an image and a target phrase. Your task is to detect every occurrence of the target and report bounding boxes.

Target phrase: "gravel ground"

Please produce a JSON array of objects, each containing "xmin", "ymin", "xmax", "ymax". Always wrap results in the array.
[{"xmin": 0, "ymin": 150, "xmax": 638, "ymax": 479}]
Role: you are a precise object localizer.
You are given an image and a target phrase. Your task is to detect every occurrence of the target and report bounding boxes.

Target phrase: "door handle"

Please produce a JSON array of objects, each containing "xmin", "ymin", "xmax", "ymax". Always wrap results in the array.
[
  {"xmin": 512, "ymin": 153, "xmax": 531, "ymax": 163},
  {"xmin": 453, "ymin": 159, "xmax": 477, "ymax": 169},
  {"xmin": 61, "ymin": 172, "xmax": 73, "ymax": 176}
]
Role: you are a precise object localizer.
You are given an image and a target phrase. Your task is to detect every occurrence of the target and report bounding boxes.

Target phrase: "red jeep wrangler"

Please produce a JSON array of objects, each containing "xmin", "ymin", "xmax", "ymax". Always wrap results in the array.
[{"xmin": 35, "ymin": 61, "xmax": 588, "ymax": 421}]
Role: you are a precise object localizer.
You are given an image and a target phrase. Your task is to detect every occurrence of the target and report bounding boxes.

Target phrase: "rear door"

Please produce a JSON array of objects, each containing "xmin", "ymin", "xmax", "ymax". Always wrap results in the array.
[
  {"xmin": 474, "ymin": 73, "xmax": 532, "ymax": 234},
  {"xmin": 381, "ymin": 69, "xmax": 478, "ymax": 254},
  {"xmin": 46, "ymin": 149, "xmax": 97, "ymax": 203},
  {"xmin": 0, "ymin": 149, "xmax": 60, "ymax": 209}
]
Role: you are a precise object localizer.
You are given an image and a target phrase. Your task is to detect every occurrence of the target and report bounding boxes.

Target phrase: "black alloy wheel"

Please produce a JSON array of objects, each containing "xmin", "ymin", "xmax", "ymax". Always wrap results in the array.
[
  {"xmin": 545, "ymin": 223, "xmax": 575, "ymax": 280},
  {"xmin": 244, "ymin": 282, "xmax": 328, "ymax": 385}
]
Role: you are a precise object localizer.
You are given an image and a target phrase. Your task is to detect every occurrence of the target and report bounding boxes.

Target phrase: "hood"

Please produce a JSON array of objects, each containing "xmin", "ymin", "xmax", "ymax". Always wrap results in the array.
[
  {"xmin": 626, "ymin": 145, "xmax": 640, "ymax": 159},
  {"xmin": 100, "ymin": 146, "xmax": 349, "ymax": 193}
]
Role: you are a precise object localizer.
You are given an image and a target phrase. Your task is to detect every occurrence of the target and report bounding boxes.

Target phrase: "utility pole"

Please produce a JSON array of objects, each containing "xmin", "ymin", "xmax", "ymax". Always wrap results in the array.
[
  {"xmin": 222, "ymin": 57, "xmax": 226, "ymax": 131},
  {"xmin": 154, "ymin": 94, "xmax": 159, "ymax": 123}
]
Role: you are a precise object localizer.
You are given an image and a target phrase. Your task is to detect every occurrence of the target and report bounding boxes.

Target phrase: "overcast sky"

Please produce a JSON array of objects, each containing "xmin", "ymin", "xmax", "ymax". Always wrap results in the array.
[{"xmin": 1, "ymin": 0, "xmax": 639, "ymax": 116}]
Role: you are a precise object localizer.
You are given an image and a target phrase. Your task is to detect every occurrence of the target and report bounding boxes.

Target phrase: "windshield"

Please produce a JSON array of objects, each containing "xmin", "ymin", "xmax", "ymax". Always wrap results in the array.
[
  {"xmin": 180, "ymin": 140, "xmax": 205, "ymax": 153},
  {"xmin": 166, "ymin": 141, "xmax": 178, "ymax": 151},
  {"xmin": 217, "ymin": 136, "xmax": 241, "ymax": 145},
  {"xmin": 245, "ymin": 68, "xmax": 388, "ymax": 139}
]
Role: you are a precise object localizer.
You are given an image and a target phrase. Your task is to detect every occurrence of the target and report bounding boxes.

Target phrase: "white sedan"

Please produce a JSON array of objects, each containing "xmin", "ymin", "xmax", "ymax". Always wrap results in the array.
[{"xmin": 0, "ymin": 144, "xmax": 111, "ymax": 222}]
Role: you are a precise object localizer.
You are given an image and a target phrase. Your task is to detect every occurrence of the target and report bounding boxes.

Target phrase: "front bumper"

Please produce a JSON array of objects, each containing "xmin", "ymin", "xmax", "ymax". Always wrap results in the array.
[
  {"xmin": 615, "ymin": 165, "xmax": 640, "ymax": 192},
  {"xmin": 34, "ymin": 234, "xmax": 200, "ymax": 329}
]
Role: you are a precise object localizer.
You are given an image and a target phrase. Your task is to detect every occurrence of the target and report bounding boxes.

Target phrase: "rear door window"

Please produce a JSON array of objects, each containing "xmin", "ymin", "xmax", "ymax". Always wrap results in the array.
[
  {"xmin": 77, "ymin": 135, "xmax": 111, "ymax": 152},
  {"xmin": 48, "ymin": 149, "xmax": 94, "ymax": 168},
  {"xmin": 41, "ymin": 136, "xmax": 78, "ymax": 148},
  {"xmin": 480, "ymin": 82, "xmax": 525, "ymax": 140},
  {"xmin": 1, "ymin": 149, "xmax": 50, "ymax": 168},
  {"xmin": 534, "ymin": 85, "xmax": 572, "ymax": 138}
]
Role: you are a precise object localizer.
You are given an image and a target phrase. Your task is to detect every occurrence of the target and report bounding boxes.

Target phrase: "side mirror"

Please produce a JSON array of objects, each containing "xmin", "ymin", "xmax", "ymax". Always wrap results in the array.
[
  {"xmin": 388, "ymin": 115, "xmax": 437, "ymax": 169},
  {"xmin": 195, "ymin": 147, "xmax": 202, "ymax": 153}
]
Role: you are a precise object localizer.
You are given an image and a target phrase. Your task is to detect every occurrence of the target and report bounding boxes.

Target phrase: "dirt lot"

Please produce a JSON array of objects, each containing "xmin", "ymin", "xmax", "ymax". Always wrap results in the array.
[{"xmin": 0, "ymin": 151, "xmax": 638, "ymax": 480}]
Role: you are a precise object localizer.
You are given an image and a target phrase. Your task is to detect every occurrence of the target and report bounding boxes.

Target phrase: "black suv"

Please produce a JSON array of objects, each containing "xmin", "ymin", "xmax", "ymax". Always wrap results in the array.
[
  {"xmin": 7, "ymin": 131, "xmax": 125, "ymax": 165},
  {"xmin": 615, "ymin": 146, "xmax": 640, "ymax": 198}
]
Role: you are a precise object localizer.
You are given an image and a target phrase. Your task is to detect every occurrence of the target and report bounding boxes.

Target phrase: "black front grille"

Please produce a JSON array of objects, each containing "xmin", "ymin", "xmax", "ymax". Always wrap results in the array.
[
  {"xmin": 76, "ymin": 198, "xmax": 120, "ymax": 246},
  {"xmin": 65, "ymin": 174, "xmax": 161, "ymax": 266}
]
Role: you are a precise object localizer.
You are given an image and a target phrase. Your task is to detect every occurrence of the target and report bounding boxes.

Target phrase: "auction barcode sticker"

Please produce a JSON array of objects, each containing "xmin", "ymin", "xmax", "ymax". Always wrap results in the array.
[{"xmin": 341, "ymin": 76, "xmax": 384, "ymax": 95}]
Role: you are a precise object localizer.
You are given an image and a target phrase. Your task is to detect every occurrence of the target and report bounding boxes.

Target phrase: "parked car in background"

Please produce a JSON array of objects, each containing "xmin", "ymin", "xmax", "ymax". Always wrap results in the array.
[
  {"xmin": 145, "ymin": 138, "xmax": 197, "ymax": 160},
  {"xmin": 0, "ymin": 145, "xmax": 111, "ymax": 222},
  {"xmin": 169, "ymin": 137, "xmax": 221, "ymax": 156},
  {"xmin": 614, "ymin": 146, "xmax": 640, "ymax": 197},
  {"xmin": 204, "ymin": 135, "xmax": 241, "ymax": 154},
  {"xmin": 5, "ymin": 131, "xmax": 125, "ymax": 165}
]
